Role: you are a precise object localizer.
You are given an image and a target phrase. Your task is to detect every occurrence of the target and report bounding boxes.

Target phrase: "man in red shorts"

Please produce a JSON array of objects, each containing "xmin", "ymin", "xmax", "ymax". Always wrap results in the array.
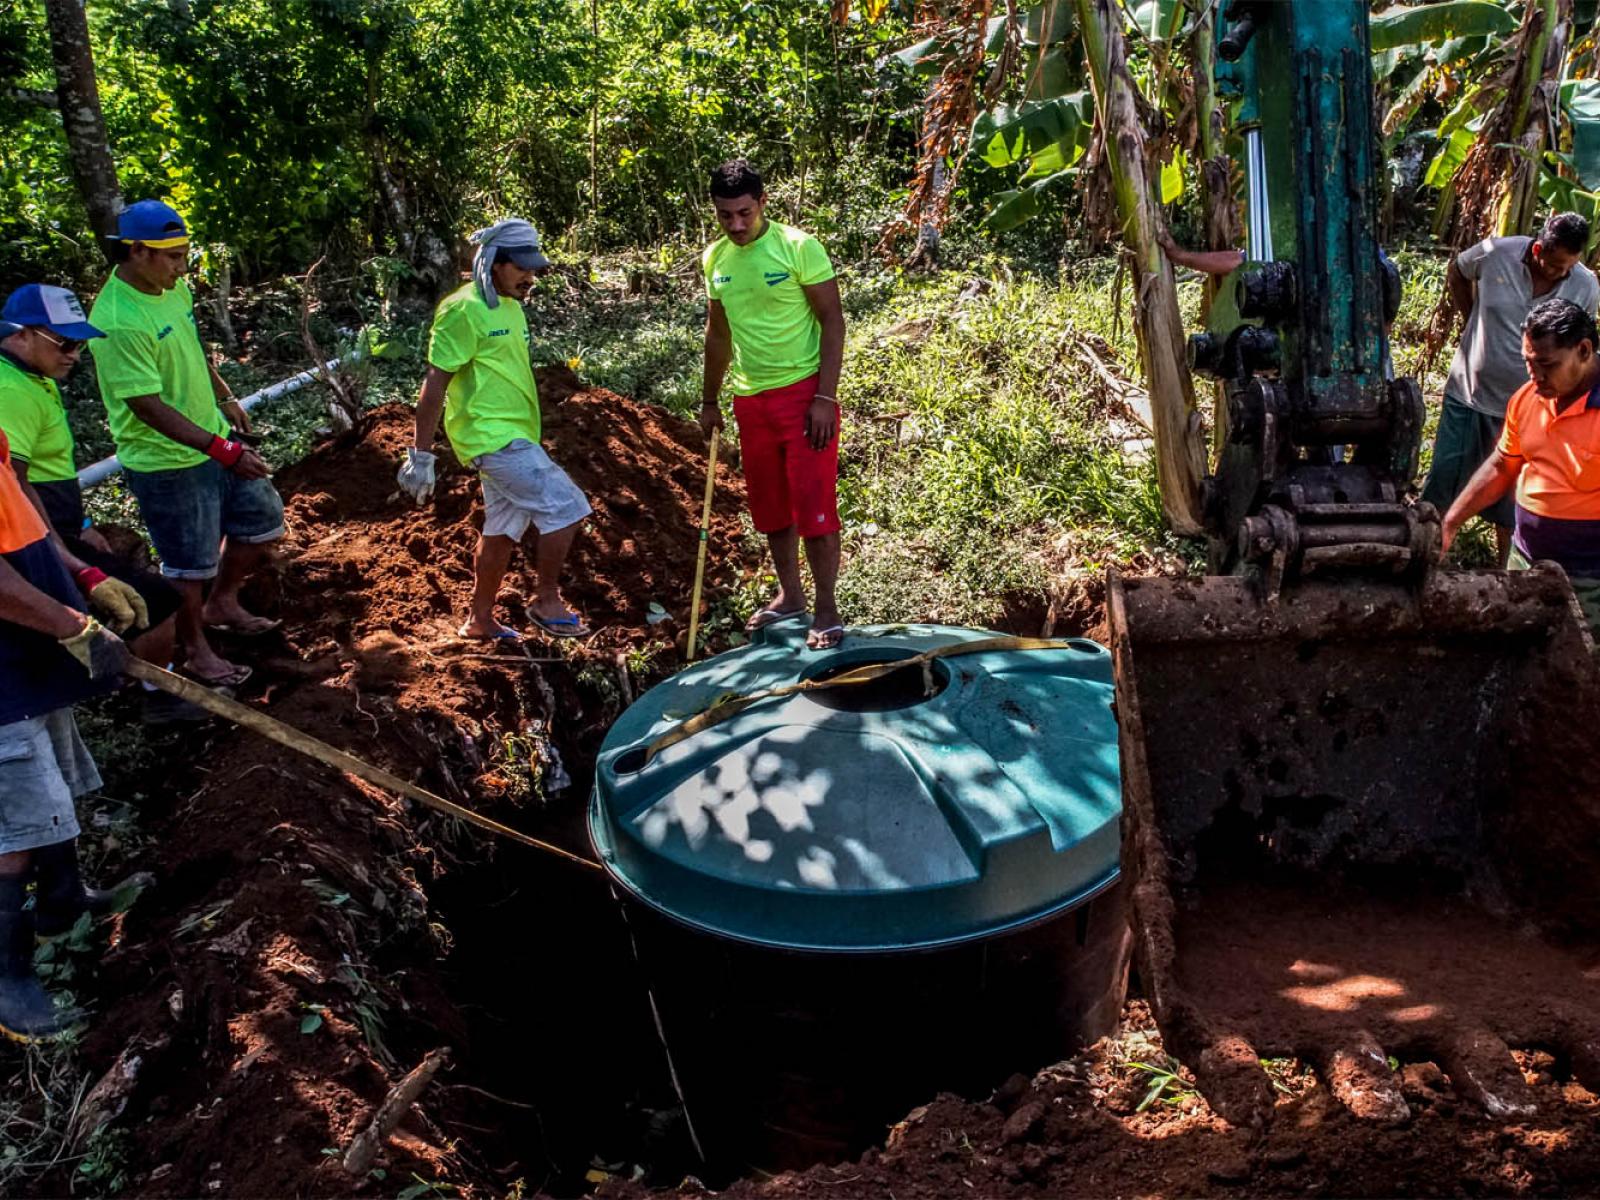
[{"xmin": 700, "ymin": 160, "xmax": 846, "ymax": 650}]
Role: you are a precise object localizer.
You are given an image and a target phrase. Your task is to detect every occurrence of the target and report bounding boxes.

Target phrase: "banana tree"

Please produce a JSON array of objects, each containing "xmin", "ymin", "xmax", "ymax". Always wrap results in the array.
[{"xmin": 892, "ymin": 0, "xmax": 1208, "ymax": 534}]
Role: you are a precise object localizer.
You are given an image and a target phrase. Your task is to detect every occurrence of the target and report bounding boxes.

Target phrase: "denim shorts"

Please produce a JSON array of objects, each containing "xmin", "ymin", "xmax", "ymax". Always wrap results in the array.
[
  {"xmin": 0, "ymin": 708, "xmax": 98, "ymax": 855},
  {"xmin": 474, "ymin": 440, "xmax": 591, "ymax": 540},
  {"xmin": 124, "ymin": 460, "xmax": 285, "ymax": 580}
]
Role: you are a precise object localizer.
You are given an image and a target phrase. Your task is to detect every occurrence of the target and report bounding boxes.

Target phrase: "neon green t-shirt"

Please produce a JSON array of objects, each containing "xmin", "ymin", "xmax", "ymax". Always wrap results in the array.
[
  {"xmin": 0, "ymin": 353, "xmax": 76, "ymax": 481},
  {"xmin": 426, "ymin": 283, "xmax": 540, "ymax": 464},
  {"xmin": 88, "ymin": 274, "xmax": 227, "ymax": 473},
  {"xmin": 704, "ymin": 220, "xmax": 836, "ymax": 396}
]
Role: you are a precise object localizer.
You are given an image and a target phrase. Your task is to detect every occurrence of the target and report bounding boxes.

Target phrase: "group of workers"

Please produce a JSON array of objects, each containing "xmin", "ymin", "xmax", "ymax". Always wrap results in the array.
[
  {"xmin": 3, "ymin": 155, "xmax": 1599, "ymax": 1045},
  {"xmin": 0, "ymin": 160, "xmax": 847, "ymax": 1042},
  {"xmin": 393, "ymin": 160, "xmax": 847, "ymax": 651}
]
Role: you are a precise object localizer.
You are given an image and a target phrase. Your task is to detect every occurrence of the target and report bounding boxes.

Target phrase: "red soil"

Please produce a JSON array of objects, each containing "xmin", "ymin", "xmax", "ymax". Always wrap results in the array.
[{"xmin": 54, "ymin": 375, "xmax": 761, "ymax": 1197}]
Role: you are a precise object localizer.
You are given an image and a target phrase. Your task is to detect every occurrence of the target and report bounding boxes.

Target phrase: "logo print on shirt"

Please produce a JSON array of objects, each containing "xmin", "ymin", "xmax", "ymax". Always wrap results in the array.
[
  {"xmin": 156, "ymin": 325, "xmax": 174, "ymax": 340},
  {"xmin": 713, "ymin": 274, "xmax": 733, "ymax": 284},
  {"xmin": 488, "ymin": 328, "xmax": 510, "ymax": 337},
  {"xmin": 764, "ymin": 271, "xmax": 790, "ymax": 287}
]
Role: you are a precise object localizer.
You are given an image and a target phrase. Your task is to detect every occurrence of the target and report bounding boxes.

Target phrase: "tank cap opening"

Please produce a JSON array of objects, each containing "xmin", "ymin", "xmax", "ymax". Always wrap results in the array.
[
  {"xmin": 803, "ymin": 652, "xmax": 952, "ymax": 713},
  {"xmin": 613, "ymin": 746, "xmax": 650, "ymax": 775}
]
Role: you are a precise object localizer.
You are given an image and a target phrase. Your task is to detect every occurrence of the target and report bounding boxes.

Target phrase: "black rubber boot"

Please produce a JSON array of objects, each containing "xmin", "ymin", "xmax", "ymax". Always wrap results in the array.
[
  {"xmin": 0, "ymin": 876, "xmax": 84, "ymax": 1043},
  {"xmin": 32, "ymin": 840, "xmax": 116, "ymax": 938}
]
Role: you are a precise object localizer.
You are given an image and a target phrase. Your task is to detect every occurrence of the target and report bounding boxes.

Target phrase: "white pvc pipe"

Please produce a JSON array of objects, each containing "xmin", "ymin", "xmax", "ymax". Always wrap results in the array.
[{"xmin": 77, "ymin": 350, "xmax": 361, "ymax": 489}]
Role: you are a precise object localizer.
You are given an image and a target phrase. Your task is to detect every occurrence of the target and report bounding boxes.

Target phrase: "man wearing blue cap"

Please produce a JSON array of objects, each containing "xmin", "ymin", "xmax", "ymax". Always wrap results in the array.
[
  {"xmin": 89, "ymin": 200, "xmax": 284, "ymax": 688},
  {"xmin": 0, "ymin": 285, "xmax": 184, "ymax": 694},
  {"xmin": 398, "ymin": 218, "xmax": 592, "ymax": 640}
]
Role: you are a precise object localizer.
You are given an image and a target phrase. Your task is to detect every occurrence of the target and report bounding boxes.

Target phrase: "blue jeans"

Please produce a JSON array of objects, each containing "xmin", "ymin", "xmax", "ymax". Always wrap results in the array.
[{"xmin": 124, "ymin": 460, "xmax": 284, "ymax": 580}]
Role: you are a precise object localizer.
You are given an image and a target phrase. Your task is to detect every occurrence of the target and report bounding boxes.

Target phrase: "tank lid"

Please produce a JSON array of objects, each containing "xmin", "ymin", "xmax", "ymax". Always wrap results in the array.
[{"xmin": 589, "ymin": 621, "xmax": 1121, "ymax": 951}]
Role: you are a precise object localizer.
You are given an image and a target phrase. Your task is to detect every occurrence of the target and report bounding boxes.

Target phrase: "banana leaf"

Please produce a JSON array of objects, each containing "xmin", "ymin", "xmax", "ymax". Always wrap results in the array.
[
  {"xmin": 985, "ymin": 168, "xmax": 1076, "ymax": 231},
  {"xmin": 972, "ymin": 92, "xmax": 1093, "ymax": 168},
  {"xmin": 1561, "ymin": 78, "xmax": 1600, "ymax": 190},
  {"xmin": 1370, "ymin": 1, "xmax": 1515, "ymax": 52}
]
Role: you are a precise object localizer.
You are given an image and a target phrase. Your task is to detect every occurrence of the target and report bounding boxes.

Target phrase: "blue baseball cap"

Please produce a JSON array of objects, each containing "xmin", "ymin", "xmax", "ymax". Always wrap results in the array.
[
  {"xmin": 0, "ymin": 285, "xmax": 104, "ymax": 341},
  {"xmin": 116, "ymin": 199, "xmax": 189, "ymax": 247}
]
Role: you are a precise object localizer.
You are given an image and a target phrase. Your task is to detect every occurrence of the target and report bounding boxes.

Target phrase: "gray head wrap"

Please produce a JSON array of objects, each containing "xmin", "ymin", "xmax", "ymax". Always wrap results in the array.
[{"xmin": 469, "ymin": 218, "xmax": 546, "ymax": 308}]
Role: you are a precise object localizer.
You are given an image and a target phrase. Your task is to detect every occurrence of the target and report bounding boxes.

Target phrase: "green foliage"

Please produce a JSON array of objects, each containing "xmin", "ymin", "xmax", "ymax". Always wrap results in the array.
[
  {"xmin": 2, "ymin": 0, "xmax": 924, "ymax": 291},
  {"xmin": 1128, "ymin": 1056, "xmax": 1198, "ymax": 1111},
  {"xmin": 1369, "ymin": 1, "xmax": 1516, "ymax": 53},
  {"xmin": 1559, "ymin": 79, "xmax": 1600, "ymax": 190},
  {"xmin": 972, "ymin": 94, "xmax": 1093, "ymax": 170}
]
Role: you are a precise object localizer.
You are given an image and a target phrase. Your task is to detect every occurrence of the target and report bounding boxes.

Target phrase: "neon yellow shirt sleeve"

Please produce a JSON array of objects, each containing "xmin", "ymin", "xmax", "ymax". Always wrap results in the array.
[
  {"xmin": 428, "ymin": 300, "xmax": 475, "ymax": 374},
  {"xmin": 795, "ymin": 234, "xmax": 835, "ymax": 286},
  {"xmin": 0, "ymin": 378, "xmax": 44, "ymax": 463}
]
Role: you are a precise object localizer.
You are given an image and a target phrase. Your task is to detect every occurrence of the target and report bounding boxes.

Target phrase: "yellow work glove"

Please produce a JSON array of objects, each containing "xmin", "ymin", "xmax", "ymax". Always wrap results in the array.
[
  {"xmin": 75, "ymin": 568, "xmax": 149, "ymax": 633},
  {"xmin": 57, "ymin": 616, "xmax": 130, "ymax": 680}
]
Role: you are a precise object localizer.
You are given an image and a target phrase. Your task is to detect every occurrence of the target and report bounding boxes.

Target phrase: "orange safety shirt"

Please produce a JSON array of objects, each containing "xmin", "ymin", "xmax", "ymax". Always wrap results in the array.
[
  {"xmin": 0, "ymin": 426, "xmax": 50, "ymax": 554},
  {"xmin": 0, "ymin": 425, "xmax": 103, "ymax": 723},
  {"xmin": 1499, "ymin": 378, "xmax": 1600, "ymax": 520}
]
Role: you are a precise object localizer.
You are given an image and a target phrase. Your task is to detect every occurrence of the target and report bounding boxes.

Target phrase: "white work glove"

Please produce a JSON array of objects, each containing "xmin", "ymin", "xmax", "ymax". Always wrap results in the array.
[{"xmin": 396, "ymin": 448, "xmax": 437, "ymax": 505}]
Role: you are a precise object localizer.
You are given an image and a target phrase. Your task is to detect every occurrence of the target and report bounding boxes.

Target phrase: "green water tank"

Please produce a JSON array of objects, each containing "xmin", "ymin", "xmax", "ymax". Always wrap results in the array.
[
  {"xmin": 589, "ymin": 619, "xmax": 1128, "ymax": 1169},
  {"xmin": 590, "ymin": 619, "xmax": 1122, "ymax": 950}
]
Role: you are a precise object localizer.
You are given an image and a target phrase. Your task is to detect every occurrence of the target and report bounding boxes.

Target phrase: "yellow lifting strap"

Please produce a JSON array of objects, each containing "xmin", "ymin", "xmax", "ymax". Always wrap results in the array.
[{"xmin": 640, "ymin": 635, "xmax": 1074, "ymax": 766}]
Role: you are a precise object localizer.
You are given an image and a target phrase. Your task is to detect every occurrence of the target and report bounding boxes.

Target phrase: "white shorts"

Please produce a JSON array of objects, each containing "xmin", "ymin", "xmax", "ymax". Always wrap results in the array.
[{"xmin": 474, "ymin": 439, "xmax": 592, "ymax": 540}]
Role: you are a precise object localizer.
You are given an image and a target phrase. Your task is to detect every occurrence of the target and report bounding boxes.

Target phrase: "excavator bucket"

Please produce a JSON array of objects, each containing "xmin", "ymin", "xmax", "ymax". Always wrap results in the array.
[{"xmin": 1109, "ymin": 565, "xmax": 1600, "ymax": 1127}]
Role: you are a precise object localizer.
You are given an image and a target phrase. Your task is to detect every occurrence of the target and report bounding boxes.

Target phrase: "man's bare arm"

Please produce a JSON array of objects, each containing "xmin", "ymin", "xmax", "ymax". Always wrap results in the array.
[
  {"xmin": 1441, "ymin": 450, "xmax": 1520, "ymax": 550},
  {"xmin": 412, "ymin": 365, "xmax": 454, "ymax": 451},
  {"xmin": 1446, "ymin": 258, "xmax": 1476, "ymax": 320}
]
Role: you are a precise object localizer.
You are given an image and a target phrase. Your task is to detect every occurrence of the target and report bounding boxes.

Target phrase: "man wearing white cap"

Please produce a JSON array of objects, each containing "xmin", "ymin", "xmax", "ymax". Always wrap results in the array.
[
  {"xmin": 89, "ymin": 200, "xmax": 283, "ymax": 689},
  {"xmin": 398, "ymin": 219, "xmax": 592, "ymax": 640}
]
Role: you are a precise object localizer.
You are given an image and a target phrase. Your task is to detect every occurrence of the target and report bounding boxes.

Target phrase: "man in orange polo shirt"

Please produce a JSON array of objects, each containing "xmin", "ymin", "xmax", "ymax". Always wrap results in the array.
[{"xmin": 1442, "ymin": 297, "xmax": 1600, "ymax": 635}]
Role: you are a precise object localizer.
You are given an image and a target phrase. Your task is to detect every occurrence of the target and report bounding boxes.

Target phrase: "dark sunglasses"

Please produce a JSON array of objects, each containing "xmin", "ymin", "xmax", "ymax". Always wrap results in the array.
[{"xmin": 34, "ymin": 329, "xmax": 85, "ymax": 354}]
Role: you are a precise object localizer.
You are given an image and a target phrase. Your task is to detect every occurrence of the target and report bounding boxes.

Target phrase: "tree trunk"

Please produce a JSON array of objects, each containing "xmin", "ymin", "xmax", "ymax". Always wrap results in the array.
[
  {"xmin": 41, "ymin": 0, "xmax": 121, "ymax": 241},
  {"xmin": 588, "ymin": 0, "xmax": 600, "ymax": 249},
  {"xmin": 1075, "ymin": 0, "xmax": 1206, "ymax": 535},
  {"xmin": 1191, "ymin": 4, "xmax": 1236, "ymax": 457}
]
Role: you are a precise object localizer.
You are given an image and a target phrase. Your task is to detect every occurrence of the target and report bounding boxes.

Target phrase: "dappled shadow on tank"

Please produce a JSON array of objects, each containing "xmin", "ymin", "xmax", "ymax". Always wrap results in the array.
[{"xmin": 591, "ymin": 623, "xmax": 1132, "ymax": 1173}]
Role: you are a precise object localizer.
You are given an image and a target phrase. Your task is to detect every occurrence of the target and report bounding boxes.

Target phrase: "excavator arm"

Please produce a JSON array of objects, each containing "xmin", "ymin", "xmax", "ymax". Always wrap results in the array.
[{"xmin": 1109, "ymin": 0, "xmax": 1600, "ymax": 1127}]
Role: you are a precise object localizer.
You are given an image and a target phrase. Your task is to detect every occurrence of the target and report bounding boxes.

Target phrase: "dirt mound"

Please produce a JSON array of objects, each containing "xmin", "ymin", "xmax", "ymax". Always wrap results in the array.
[{"xmin": 265, "ymin": 368, "xmax": 750, "ymax": 652}]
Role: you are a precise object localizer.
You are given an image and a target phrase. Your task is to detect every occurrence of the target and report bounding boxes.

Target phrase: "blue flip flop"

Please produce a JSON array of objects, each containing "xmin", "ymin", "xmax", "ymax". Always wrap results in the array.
[
  {"xmin": 529, "ymin": 612, "xmax": 593, "ymax": 640},
  {"xmin": 458, "ymin": 622, "xmax": 522, "ymax": 642}
]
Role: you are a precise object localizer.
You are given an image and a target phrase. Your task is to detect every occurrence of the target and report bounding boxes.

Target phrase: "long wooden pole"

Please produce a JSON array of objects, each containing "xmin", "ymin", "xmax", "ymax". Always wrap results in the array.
[
  {"xmin": 686, "ymin": 428, "xmax": 720, "ymax": 661},
  {"xmin": 122, "ymin": 659, "xmax": 601, "ymax": 871}
]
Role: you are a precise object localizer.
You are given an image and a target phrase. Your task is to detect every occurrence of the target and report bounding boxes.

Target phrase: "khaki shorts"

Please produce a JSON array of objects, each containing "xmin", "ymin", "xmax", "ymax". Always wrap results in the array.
[
  {"xmin": 0, "ymin": 708, "xmax": 98, "ymax": 855},
  {"xmin": 474, "ymin": 440, "xmax": 591, "ymax": 541}
]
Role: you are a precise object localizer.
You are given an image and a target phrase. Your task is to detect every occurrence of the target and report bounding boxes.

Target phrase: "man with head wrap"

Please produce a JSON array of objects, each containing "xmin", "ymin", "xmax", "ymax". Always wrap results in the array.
[{"xmin": 398, "ymin": 219, "xmax": 592, "ymax": 639}]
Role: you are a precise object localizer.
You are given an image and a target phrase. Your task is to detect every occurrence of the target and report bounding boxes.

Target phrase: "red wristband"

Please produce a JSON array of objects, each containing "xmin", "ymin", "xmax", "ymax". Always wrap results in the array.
[
  {"xmin": 206, "ymin": 434, "xmax": 245, "ymax": 467},
  {"xmin": 74, "ymin": 566, "xmax": 109, "ymax": 592}
]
